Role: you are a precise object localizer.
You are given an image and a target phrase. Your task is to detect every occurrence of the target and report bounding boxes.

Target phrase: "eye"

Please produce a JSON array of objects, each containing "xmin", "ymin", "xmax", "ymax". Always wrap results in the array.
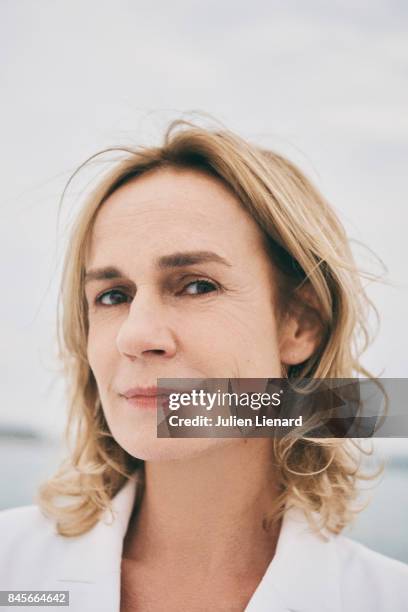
[
  {"xmin": 181, "ymin": 279, "xmax": 219, "ymax": 296},
  {"xmin": 94, "ymin": 289, "xmax": 131, "ymax": 307},
  {"xmin": 92, "ymin": 279, "xmax": 219, "ymax": 307}
]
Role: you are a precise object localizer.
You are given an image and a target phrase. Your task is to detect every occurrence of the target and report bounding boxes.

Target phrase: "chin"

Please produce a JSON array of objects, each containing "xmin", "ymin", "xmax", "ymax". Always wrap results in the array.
[{"xmin": 116, "ymin": 435, "xmax": 234, "ymax": 463}]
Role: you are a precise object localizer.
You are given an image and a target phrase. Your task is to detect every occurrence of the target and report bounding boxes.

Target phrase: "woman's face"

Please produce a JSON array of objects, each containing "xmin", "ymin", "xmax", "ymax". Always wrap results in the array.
[{"xmin": 85, "ymin": 167, "xmax": 287, "ymax": 461}]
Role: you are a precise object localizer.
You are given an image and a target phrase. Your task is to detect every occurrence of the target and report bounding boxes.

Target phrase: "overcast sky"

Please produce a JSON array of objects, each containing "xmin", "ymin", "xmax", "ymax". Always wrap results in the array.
[{"xmin": 1, "ymin": 0, "xmax": 407, "ymax": 449}]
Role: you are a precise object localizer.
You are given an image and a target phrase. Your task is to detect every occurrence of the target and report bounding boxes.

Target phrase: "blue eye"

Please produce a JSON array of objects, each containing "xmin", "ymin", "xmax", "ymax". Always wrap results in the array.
[
  {"xmin": 93, "ymin": 279, "xmax": 218, "ymax": 307},
  {"xmin": 183, "ymin": 279, "xmax": 218, "ymax": 295},
  {"xmin": 95, "ymin": 289, "xmax": 130, "ymax": 306}
]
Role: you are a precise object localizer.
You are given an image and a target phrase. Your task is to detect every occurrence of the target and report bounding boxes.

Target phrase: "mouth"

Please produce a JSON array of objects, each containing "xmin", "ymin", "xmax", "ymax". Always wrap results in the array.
[
  {"xmin": 119, "ymin": 381, "xmax": 211, "ymax": 400},
  {"xmin": 118, "ymin": 383, "xmax": 209, "ymax": 417},
  {"xmin": 120, "ymin": 385, "xmax": 187, "ymax": 400},
  {"xmin": 121, "ymin": 393, "xmax": 171, "ymax": 412}
]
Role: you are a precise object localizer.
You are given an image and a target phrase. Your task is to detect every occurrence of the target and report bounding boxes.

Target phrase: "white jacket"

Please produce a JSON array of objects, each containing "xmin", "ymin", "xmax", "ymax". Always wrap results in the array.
[{"xmin": 0, "ymin": 472, "xmax": 407, "ymax": 612}]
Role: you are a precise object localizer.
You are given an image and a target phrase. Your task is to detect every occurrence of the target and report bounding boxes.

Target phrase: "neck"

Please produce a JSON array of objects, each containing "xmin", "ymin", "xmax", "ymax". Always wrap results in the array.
[{"xmin": 123, "ymin": 439, "xmax": 283, "ymax": 579}]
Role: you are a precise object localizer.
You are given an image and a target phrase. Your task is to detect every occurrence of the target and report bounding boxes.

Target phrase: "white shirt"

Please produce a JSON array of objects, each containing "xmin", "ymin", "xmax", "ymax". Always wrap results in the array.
[{"xmin": 0, "ymin": 471, "xmax": 407, "ymax": 611}]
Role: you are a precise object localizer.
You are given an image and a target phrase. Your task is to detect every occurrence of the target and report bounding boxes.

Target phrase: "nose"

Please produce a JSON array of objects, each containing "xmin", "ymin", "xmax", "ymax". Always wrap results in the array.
[{"xmin": 116, "ymin": 291, "xmax": 177, "ymax": 361}]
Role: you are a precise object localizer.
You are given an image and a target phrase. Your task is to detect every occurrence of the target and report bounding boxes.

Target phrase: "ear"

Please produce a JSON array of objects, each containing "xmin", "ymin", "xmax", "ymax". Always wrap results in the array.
[{"xmin": 278, "ymin": 282, "xmax": 325, "ymax": 366}]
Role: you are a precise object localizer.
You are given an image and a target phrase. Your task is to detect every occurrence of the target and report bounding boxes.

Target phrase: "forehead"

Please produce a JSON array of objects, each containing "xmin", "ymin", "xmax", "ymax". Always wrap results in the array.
[{"xmin": 85, "ymin": 168, "xmax": 267, "ymax": 267}]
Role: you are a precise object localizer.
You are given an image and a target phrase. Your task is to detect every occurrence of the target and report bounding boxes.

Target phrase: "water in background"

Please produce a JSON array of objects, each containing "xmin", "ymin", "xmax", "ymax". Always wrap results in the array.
[{"xmin": 0, "ymin": 433, "xmax": 407, "ymax": 564}]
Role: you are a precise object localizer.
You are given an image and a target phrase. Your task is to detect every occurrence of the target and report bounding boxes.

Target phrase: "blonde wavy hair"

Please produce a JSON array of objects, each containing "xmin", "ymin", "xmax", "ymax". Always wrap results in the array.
[{"xmin": 36, "ymin": 118, "xmax": 383, "ymax": 537}]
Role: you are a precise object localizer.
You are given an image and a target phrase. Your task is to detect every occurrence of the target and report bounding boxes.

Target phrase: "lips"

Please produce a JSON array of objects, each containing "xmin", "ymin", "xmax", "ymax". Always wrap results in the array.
[{"xmin": 120, "ymin": 386, "xmax": 179, "ymax": 399}]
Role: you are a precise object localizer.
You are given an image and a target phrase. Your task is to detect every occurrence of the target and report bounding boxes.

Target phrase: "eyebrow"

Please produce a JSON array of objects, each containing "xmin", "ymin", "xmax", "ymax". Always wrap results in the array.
[{"xmin": 84, "ymin": 250, "xmax": 232, "ymax": 284}]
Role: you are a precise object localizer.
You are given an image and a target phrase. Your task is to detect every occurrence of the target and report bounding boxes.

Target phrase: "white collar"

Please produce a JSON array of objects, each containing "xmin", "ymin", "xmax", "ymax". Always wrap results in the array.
[{"xmin": 57, "ymin": 471, "xmax": 342, "ymax": 612}]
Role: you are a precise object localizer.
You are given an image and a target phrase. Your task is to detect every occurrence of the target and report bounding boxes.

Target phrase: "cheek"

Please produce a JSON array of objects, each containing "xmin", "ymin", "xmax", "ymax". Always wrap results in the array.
[
  {"xmin": 193, "ymin": 299, "xmax": 278, "ymax": 351},
  {"xmin": 86, "ymin": 324, "xmax": 98, "ymax": 367},
  {"xmin": 179, "ymin": 303, "xmax": 280, "ymax": 377},
  {"xmin": 86, "ymin": 321, "xmax": 116, "ymax": 378},
  {"xmin": 186, "ymin": 301, "xmax": 251, "ymax": 338}
]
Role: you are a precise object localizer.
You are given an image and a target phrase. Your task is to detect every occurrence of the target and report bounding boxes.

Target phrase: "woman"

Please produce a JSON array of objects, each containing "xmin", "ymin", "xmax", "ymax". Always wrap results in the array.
[{"xmin": 0, "ymin": 119, "xmax": 407, "ymax": 611}]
